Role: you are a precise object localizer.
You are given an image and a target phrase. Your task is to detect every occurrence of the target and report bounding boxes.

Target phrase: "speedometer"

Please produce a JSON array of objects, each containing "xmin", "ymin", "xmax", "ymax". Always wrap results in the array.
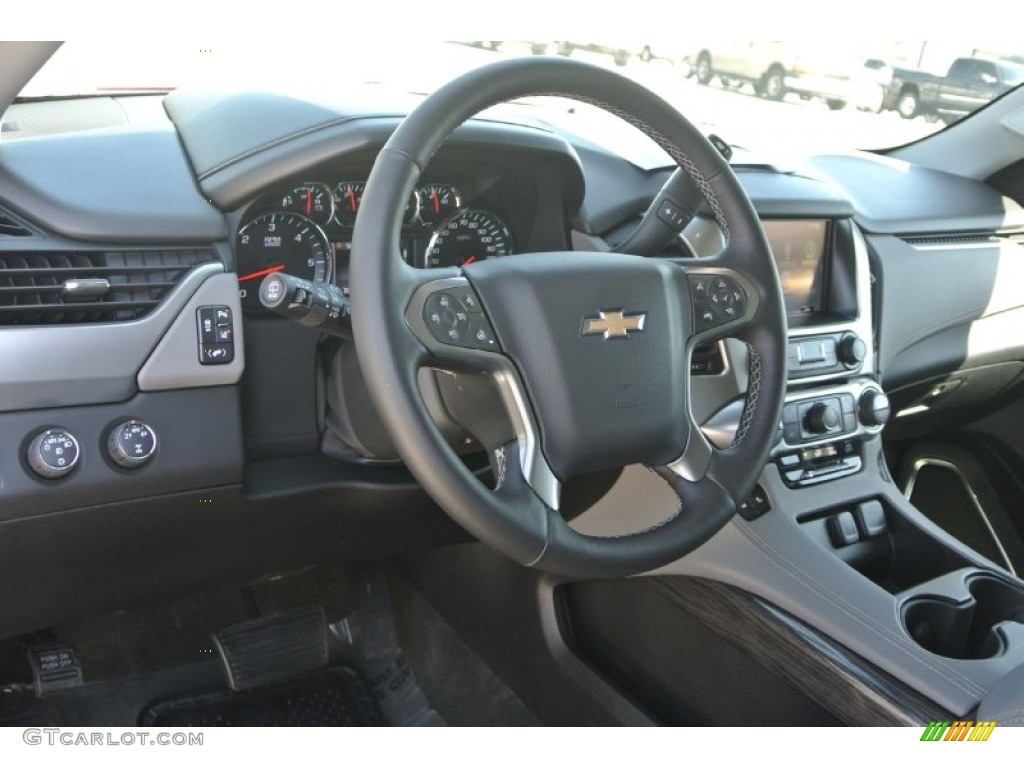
[{"xmin": 424, "ymin": 209, "xmax": 513, "ymax": 268}]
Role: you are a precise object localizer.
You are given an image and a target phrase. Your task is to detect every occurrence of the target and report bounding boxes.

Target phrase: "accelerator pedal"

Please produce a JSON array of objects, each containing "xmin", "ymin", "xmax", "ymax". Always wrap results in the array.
[{"xmin": 214, "ymin": 605, "xmax": 328, "ymax": 692}]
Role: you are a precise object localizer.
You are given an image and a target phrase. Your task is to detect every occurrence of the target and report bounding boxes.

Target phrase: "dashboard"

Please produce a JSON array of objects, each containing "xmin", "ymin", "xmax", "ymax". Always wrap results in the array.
[{"xmin": 1, "ymin": 86, "xmax": 1024, "ymax": 648}]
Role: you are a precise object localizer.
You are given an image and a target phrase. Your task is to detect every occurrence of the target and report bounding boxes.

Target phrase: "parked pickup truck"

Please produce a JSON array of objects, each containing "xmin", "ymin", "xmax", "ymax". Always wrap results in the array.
[{"xmin": 885, "ymin": 56, "xmax": 1024, "ymax": 121}]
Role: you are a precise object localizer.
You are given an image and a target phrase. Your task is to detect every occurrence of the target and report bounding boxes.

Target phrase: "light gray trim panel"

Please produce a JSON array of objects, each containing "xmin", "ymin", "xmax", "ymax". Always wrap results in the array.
[
  {"xmin": 655, "ymin": 437, "xmax": 1024, "ymax": 715},
  {"xmin": 137, "ymin": 272, "xmax": 245, "ymax": 392},
  {"xmin": 0, "ymin": 262, "xmax": 224, "ymax": 412}
]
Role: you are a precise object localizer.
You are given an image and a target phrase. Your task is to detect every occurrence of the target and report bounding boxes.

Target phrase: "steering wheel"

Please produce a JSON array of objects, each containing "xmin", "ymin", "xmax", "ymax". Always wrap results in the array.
[{"xmin": 350, "ymin": 57, "xmax": 786, "ymax": 578}]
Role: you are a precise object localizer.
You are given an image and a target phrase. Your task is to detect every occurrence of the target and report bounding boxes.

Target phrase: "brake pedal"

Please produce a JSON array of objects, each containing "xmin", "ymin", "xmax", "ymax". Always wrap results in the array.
[{"xmin": 214, "ymin": 605, "xmax": 328, "ymax": 692}]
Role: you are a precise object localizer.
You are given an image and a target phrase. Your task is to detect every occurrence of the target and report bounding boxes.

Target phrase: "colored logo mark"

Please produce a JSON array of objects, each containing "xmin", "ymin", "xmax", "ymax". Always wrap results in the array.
[{"xmin": 921, "ymin": 720, "xmax": 996, "ymax": 741}]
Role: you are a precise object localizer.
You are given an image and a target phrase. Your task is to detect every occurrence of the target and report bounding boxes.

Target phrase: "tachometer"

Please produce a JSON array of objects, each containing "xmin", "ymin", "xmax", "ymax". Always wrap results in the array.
[
  {"xmin": 424, "ymin": 209, "xmax": 513, "ymax": 268},
  {"xmin": 236, "ymin": 212, "xmax": 333, "ymax": 310}
]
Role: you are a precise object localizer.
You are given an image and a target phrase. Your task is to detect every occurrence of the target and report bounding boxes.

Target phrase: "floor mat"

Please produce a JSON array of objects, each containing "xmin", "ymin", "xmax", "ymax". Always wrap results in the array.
[{"xmin": 139, "ymin": 665, "xmax": 382, "ymax": 727}]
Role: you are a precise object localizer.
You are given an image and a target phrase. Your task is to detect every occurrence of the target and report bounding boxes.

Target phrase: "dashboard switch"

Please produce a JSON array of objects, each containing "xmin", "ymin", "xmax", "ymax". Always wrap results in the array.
[
  {"xmin": 859, "ymin": 388, "xmax": 891, "ymax": 428},
  {"xmin": 855, "ymin": 500, "xmax": 887, "ymax": 538},
  {"xmin": 107, "ymin": 420, "xmax": 158, "ymax": 468},
  {"xmin": 198, "ymin": 305, "xmax": 236, "ymax": 365},
  {"xmin": 839, "ymin": 333, "xmax": 867, "ymax": 368},
  {"xmin": 805, "ymin": 402, "xmax": 841, "ymax": 434},
  {"xmin": 827, "ymin": 511, "xmax": 860, "ymax": 548},
  {"xmin": 27, "ymin": 429, "xmax": 80, "ymax": 479}
]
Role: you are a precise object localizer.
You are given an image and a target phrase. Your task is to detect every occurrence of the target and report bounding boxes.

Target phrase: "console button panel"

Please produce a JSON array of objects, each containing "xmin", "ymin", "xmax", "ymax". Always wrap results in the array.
[{"xmin": 788, "ymin": 332, "xmax": 865, "ymax": 379}]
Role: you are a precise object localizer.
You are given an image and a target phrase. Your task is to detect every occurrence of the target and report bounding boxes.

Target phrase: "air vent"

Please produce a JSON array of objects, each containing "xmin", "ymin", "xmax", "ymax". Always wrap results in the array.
[
  {"xmin": 902, "ymin": 233, "xmax": 1000, "ymax": 246},
  {"xmin": 0, "ymin": 210, "xmax": 33, "ymax": 238},
  {"xmin": 0, "ymin": 248, "xmax": 216, "ymax": 325}
]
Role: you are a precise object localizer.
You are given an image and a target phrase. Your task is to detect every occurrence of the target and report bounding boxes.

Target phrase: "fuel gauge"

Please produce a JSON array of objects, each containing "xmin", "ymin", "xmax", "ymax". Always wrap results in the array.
[{"xmin": 281, "ymin": 183, "xmax": 335, "ymax": 226}]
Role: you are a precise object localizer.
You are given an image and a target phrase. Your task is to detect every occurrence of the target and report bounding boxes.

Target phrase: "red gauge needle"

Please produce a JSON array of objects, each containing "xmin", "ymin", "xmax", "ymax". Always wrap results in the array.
[
  {"xmin": 432, "ymin": 188, "xmax": 440, "ymax": 214},
  {"xmin": 237, "ymin": 265, "xmax": 285, "ymax": 282},
  {"xmin": 462, "ymin": 256, "xmax": 476, "ymax": 266},
  {"xmin": 305, "ymin": 189, "xmax": 312, "ymax": 216},
  {"xmin": 347, "ymin": 189, "xmax": 357, "ymax": 212}
]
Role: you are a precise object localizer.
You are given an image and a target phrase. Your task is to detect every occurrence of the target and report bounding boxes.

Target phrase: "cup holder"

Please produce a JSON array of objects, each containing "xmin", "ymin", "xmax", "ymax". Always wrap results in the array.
[{"xmin": 902, "ymin": 574, "xmax": 1024, "ymax": 659}]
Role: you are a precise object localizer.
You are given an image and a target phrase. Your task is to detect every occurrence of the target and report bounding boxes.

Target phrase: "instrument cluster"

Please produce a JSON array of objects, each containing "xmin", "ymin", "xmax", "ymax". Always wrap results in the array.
[{"xmin": 235, "ymin": 181, "xmax": 515, "ymax": 309}]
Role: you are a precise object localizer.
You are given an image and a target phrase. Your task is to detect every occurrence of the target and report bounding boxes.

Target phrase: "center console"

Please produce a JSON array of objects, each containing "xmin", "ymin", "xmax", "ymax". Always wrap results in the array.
[
  {"xmin": 666, "ymin": 217, "xmax": 1024, "ymax": 718},
  {"xmin": 766, "ymin": 218, "xmax": 887, "ymax": 489}
]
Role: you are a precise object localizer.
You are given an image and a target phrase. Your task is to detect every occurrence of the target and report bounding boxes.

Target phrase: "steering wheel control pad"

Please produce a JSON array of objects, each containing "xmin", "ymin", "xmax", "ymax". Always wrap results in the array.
[
  {"xmin": 689, "ymin": 273, "xmax": 747, "ymax": 331},
  {"xmin": 464, "ymin": 251, "xmax": 691, "ymax": 479},
  {"xmin": 421, "ymin": 287, "xmax": 500, "ymax": 351}
]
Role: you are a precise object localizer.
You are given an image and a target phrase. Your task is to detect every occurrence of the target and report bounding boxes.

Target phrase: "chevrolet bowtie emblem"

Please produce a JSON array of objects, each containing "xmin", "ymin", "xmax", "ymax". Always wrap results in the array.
[{"xmin": 581, "ymin": 310, "xmax": 647, "ymax": 339}]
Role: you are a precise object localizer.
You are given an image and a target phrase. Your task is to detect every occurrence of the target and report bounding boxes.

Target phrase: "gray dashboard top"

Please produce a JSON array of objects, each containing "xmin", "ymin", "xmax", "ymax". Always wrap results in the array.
[
  {"xmin": 808, "ymin": 152, "xmax": 1024, "ymax": 235},
  {"xmin": 0, "ymin": 125, "xmax": 227, "ymax": 243}
]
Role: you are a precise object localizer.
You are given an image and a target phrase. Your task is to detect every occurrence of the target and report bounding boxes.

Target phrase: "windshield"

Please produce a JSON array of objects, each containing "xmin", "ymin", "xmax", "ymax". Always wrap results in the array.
[{"xmin": 12, "ymin": 40, "xmax": 1024, "ymax": 156}]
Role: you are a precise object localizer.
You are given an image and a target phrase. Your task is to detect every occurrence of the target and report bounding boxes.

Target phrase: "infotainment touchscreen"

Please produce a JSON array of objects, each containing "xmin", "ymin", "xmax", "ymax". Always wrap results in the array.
[{"xmin": 761, "ymin": 219, "xmax": 828, "ymax": 316}]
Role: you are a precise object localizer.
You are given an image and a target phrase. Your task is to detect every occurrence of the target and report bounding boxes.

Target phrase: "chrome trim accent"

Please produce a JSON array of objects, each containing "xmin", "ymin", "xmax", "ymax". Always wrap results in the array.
[
  {"xmin": 490, "ymin": 364, "xmax": 561, "ymax": 511},
  {"xmin": 667, "ymin": 428, "xmax": 713, "ymax": 482},
  {"xmin": 62, "ymin": 278, "xmax": 110, "ymax": 298},
  {"xmin": 404, "ymin": 275, "xmax": 561, "ymax": 511},
  {"xmin": 700, "ymin": 399, "xmax": 746, "ymax": 450},
  {"xmin": 903, "ymin": 458, "xmax": 1015, "ymax": 575}
]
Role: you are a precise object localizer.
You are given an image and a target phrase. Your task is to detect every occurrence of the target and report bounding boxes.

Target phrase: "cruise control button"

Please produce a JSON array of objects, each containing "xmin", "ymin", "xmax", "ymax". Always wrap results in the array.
[{"xmin": 450, "ymin": 287, "xmax": 483, "ymax": 313}]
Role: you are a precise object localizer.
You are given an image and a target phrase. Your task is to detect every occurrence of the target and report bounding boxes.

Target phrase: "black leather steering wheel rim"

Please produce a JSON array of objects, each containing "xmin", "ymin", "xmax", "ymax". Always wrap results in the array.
[{"xmin": 351, "ymin": 57, "xmax": 787, "ymax": 578}]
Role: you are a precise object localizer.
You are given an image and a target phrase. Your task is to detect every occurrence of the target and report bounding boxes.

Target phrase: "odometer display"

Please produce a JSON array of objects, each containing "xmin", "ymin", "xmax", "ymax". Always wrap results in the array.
[
  {"xmin": 424, "ymin": 209, "xmax": 513, "ymax": 268},
  {"xmin": 236, "ymin": 212, "xmax": 333, "ymax": 309}
]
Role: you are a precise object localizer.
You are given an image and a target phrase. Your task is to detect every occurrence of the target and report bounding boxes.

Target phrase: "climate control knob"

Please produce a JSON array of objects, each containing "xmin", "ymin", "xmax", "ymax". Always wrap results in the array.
[
  {"xmin": 859, "ymin": 389, "xmax": 891, "ymax": 428},
  {"xmin": 27, "ymin": 429, "xmax": 80, "ymax": 479},
  {"xmin": 839, "ymin": 334, "xmax": 867, "ymax": 368},
  {"xmin": 107, "ymin": 420, "xmax": 158, "ymax": 468},
  {"xmin": 805, "ymin": 403, "xmax": 840, "ymax": 434}
]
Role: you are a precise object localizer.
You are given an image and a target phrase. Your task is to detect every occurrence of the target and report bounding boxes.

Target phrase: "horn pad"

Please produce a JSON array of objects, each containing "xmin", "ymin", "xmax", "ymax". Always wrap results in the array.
[{"xmin": 465, "ymin": 252, "xmax": 691, "ymax": 479}]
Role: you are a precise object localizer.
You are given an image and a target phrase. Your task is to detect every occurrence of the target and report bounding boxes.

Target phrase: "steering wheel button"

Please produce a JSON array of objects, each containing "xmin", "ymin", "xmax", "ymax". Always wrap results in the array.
[
  {"xmin": 465, "ymin": 318, "xmax": 500, "ymax": 351},
  {"xmin": 689, "ymin": 277, "xmax": 708, "ymax": 299},
  {"xmin": 450, "ymin": 288, "xmax": 483, "ymax": 313},
  {"xmin": 695, "ymin": 303, "xmax": 716, "ymax": 329}
]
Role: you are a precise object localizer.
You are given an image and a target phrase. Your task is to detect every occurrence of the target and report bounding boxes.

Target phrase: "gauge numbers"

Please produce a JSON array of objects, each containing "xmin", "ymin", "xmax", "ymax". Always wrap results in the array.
[
  {"xmin": 424, "ymin": 209, "xmax": 513, "ymax": 268},
  {"xmin": 236, "ymin": 212, "xmax": 333, "ymax": 310}
]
